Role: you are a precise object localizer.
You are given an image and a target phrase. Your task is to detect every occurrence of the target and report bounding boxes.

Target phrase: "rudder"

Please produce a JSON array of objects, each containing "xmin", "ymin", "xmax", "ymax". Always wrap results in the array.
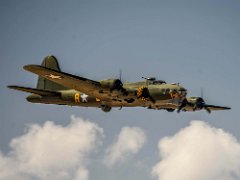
[{"xmin": 37, "ymin": 56, "xmax": 68, "ymax": 91}]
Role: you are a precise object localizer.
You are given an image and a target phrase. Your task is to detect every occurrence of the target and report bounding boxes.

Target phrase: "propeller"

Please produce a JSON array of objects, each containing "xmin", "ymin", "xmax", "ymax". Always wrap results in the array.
[
  {"xmin": 200, "ymin": 88, "xmax": 211, "ymax": 113},
  {"xmin": 193, "ymin": 97, "xmax": 211, "ymax": 114},
  {"xmin": 119, "ymin": 69, "xmax": 128, "ymax": 95},
  {"xmin": 111, "ymin": 79, "xmax": 128, "ymax": 96},
  {"xmin": 187, "ymin": 88, "xmax": 211, "ymax": 113},
  {"xmin": 109, "ymin": 69, "xmax": 128, "ymax": 96},
  {"xmin": 177, "ymin": 98, "xmax": 188, "ymax": 113},
  {"xmin": 201, "ymin": 87, "xmax": 203, "ymax": 99},
  {"xmin": 119, "ymin": 69, "xmax": 122, "ymax": 81}
]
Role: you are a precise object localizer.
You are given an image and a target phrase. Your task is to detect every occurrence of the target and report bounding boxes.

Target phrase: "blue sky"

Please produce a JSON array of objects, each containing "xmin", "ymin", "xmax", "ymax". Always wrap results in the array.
[{"xmin": 1, "ymin": 1, "xmax": 240, "ymax": 179}]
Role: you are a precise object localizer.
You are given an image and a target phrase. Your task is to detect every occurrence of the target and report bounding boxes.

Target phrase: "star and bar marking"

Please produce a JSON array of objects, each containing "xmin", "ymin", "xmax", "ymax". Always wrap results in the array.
[{"xmin": 45, "ymin": 74, "xmax": 63, "ymax": 79}]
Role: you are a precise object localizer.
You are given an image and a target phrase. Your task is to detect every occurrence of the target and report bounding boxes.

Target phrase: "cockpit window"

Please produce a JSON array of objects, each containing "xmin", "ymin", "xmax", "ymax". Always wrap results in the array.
[{"xmin": 178, "ymin": 89, "xmax": 187, "ymax": 96}]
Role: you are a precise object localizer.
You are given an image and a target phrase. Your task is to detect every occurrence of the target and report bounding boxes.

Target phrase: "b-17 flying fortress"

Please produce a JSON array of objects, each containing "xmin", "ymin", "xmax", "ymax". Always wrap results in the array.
[{"xmin": 8, "ymin": 56, "xmax": 230, "ymax": 113}]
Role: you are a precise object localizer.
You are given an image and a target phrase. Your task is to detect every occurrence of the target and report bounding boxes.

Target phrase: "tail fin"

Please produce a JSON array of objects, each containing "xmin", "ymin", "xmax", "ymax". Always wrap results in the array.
[{"xmin": 37, "ymin": 56, "xmax": 68, "ymax": 91}]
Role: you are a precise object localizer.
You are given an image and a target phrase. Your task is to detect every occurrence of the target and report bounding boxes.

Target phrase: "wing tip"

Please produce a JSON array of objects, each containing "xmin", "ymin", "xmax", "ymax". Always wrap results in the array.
[
  {"xmin": 23, "ymin": 64, "xmax": 37, "ymax": 71},
  {"xmin": 7, "ymin": 85, "xmax": 16, "ymax": 89}
]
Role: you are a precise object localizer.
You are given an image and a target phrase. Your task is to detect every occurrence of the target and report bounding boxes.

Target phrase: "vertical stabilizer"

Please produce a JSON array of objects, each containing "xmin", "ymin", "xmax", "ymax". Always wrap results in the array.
[{"xmin": 37, "ymin": 56, "xmax": 68, "ymax": 91}]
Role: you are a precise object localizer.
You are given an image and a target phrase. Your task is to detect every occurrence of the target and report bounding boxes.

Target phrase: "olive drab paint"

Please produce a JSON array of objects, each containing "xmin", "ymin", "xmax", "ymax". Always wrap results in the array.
[{"xmin": 8, "ymin": 55, "xmax": 231, "ymax": 113}]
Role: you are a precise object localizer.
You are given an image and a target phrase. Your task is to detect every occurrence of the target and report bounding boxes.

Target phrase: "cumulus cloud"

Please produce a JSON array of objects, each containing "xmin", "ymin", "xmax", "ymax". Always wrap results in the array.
[
  {"xmin": 104, "ymin": 126, "xmax": 146, "ymax": 167},
  {"xmin": 152, "ymin": 121, "xmax": 240, "ymax": 180},
  {"xmin": 0, "ymin": 115, "xmax": 103, "ymax": 180}
]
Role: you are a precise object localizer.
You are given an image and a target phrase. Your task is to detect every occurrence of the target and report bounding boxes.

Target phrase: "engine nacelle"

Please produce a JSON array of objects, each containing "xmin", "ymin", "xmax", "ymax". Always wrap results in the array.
[
  {"xmin": 100, "ymin": 78, "xmax": 123, "ymax": 91},
  {"xmin": 184, "ymin": 97, "xmax": 205, "ymax": 111},
  {"xmin": 99, "ymin": 79, "xmax": 129, "ymax": 97},
  {"xmin": 100, "ymin": 105, "xmax": 112, "ymax": 112}
]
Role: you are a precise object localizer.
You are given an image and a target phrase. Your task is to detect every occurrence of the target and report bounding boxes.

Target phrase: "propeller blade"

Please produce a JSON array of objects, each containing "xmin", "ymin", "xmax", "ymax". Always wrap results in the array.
[
  {"xmin": 201, "ymin": 88, "xmax": 204, "ymax": 98},
  {"xmin": 119, "ymin": 69, "xmax": 122, "ymax": 81},
  {"xmin": 204, "ymin": 106, "xmax": 211, "ymax": 114}
]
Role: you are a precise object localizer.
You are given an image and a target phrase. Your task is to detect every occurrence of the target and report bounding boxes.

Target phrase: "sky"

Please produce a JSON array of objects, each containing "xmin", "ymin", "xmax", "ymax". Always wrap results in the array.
[{"xmin": 1, "ymin": 0, "xmax": 240, "ymax": 179}]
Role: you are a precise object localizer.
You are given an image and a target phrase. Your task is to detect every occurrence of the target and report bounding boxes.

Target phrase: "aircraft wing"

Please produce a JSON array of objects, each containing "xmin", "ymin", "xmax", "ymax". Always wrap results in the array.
[
  {"xmin": 23, "ymin": 65, "xmax": 134, "ymax": 101},
  {"xmin": 8, "ymin": 85, "xmax": 60, "ymax": 96},
  {"xmin": 182, "ymin": 103, "xmax": 231, "ymax": 113},
  {"xmin": 204, "ymin": 105, "xmax": 231, "ymax": 111}
]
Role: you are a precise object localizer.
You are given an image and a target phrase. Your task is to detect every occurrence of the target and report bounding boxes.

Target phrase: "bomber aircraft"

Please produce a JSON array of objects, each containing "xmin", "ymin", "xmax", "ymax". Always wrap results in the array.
[{"xmin": 8, "ymin": 56, "xmax": 231, "ymax": 113}]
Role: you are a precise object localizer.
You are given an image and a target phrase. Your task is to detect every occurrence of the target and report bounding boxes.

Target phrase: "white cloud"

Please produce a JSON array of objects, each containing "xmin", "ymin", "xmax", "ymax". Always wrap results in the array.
[
  {"xmin": 104, "ymin": 126, "xmax": 146, "ymax": 167},
  {"xmin": 0, "ymin": 115, "xmax": 103, "ymax": 180},
  {"xmin": 152, "ymin": 121, "xmax": 240, "ymax": 180}
]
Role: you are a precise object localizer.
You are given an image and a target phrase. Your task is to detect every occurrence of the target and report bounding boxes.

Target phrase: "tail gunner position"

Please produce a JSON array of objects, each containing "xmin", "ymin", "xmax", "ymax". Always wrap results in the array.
[{"xmin": 8, "ymin": 56, "xmax": 230, "ymax": 113}]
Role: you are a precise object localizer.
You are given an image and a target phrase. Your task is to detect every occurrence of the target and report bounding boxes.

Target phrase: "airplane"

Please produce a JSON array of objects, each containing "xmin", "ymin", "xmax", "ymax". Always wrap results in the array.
[{"xmin": 8, "ymin": 55, "xmax": 231, "ymax": 113}]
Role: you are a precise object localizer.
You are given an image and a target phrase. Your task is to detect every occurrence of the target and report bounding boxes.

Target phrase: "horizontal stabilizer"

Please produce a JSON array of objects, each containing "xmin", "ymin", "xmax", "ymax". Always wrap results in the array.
[{"xmin": 8, "ymin": 85, "xmax": 60, "ymax": 96}]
